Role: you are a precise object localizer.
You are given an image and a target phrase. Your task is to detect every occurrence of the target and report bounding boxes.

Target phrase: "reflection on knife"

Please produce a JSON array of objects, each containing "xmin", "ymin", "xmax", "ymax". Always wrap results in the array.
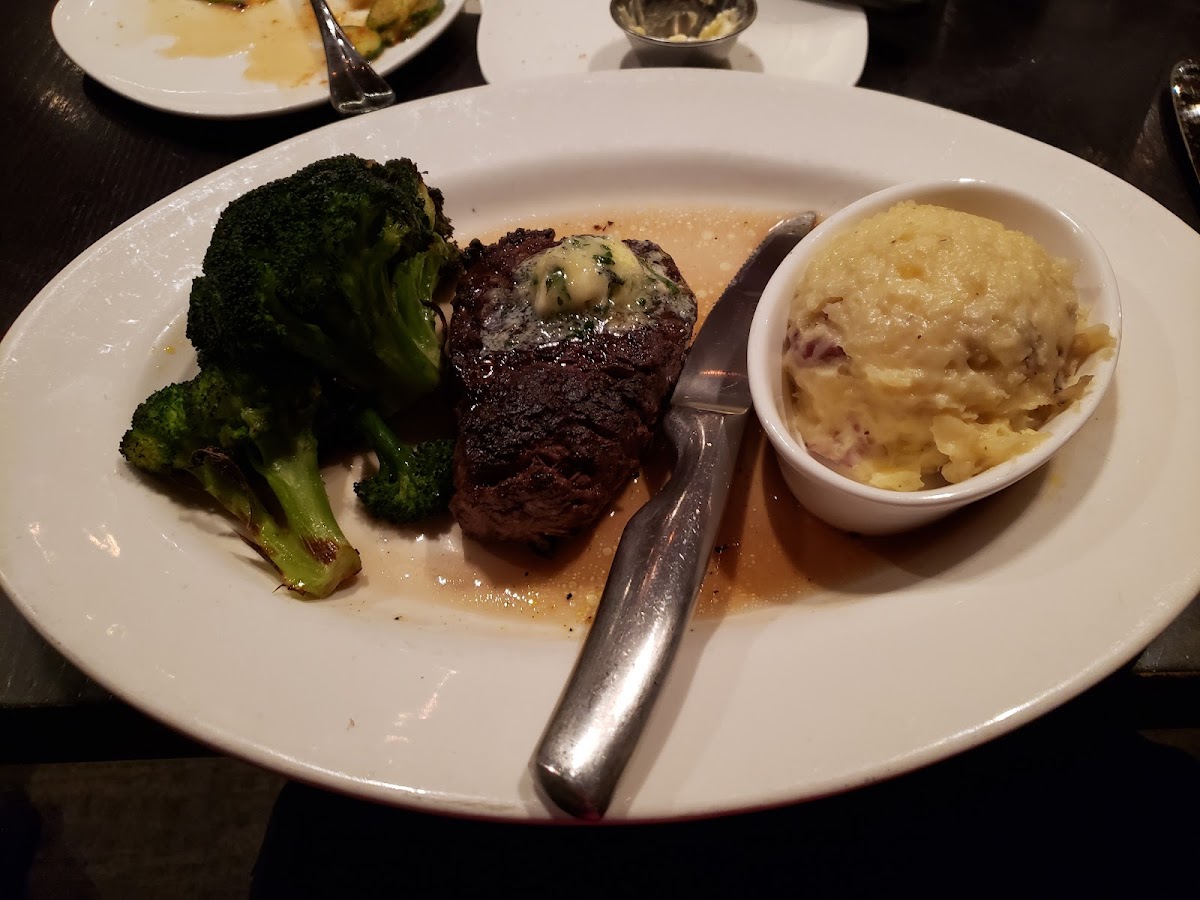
[
  {"xmin": 532, "ymin": 212, "xmax": 819, "ymax": 820},
  {"xmin": 1170, "ymin": 59, "xmax": 1200, "ymax": 189}
]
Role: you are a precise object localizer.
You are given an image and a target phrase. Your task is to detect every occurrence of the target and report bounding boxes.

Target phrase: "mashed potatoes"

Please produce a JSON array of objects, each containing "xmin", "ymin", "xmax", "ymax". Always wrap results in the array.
[{"xmin": 783, "ymin": 201, "xmax": 1113, "ymax": 491}]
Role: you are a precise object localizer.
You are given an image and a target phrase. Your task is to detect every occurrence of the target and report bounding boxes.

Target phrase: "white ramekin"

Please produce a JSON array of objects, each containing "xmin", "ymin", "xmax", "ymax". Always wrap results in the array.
[{"xmin": 746, "ymin": 179, "xmax": 1122, "ymax": 535}]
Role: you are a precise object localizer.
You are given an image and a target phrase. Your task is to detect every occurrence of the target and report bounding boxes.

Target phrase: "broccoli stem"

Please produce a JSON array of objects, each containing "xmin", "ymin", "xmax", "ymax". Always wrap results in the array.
[
  {"xmin": 121, "ymin": 365, "xmax": 363, "ymax": 599},
  {"xmin": 352, "ymin": 407, "xmax": 455, "ymax": 524},
  {"xmin": 244, "ymin": 429, "xmax": 361, "ymax": 598},
  {"xmin": 184, "ymin": 435, "xmax": 359, "ymax": 600},
  {"xmin": 357, "ymin": 407, "xmax": 416, "ymax": 478},
  {"xmin": 363, "ymin": 241, "xmax": 450, "ymax": 410},
  {"xmin": 191, "ymin": 456, "xmax": 357, "ymax": 599},
  {"xmin": 191, "ymin": 459, "xmax": 331, "ymax": 593}
]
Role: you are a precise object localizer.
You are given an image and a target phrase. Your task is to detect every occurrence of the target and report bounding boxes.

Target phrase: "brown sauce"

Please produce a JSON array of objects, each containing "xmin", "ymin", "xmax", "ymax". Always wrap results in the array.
[{"xmin": 350, "ymin": 207, "xmax": 889, "ymax": 627}]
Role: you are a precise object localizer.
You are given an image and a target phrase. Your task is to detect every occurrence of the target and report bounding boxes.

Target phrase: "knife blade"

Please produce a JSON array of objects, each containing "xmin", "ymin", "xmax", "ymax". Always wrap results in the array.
[
  {"xmin": 1171, "ymin": 59, "xmax": 1200, "ymax": 188},
  {"xmin": 532, "ymin": 212, "xmax": 818, "ymax": 820}
]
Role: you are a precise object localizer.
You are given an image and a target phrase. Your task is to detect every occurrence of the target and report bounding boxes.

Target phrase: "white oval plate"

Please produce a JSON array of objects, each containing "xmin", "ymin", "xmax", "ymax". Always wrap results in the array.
[
  {"xmin": 51, "ymin": 0, "xmax": 467, "ymax": 119},
  {"xmin": 2, "ymin": 70, "xmax": 1198, "ymax": 821},
  {"xmin": 476, "ymin": 0, "xmax": 867, "ymax": 86}
]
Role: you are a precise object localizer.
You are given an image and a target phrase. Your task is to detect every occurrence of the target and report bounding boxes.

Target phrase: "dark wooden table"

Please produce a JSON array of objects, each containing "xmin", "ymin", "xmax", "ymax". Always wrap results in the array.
[{"xmin": 3, "ymin": 0, "xmax": 1200, "ymax": 887}]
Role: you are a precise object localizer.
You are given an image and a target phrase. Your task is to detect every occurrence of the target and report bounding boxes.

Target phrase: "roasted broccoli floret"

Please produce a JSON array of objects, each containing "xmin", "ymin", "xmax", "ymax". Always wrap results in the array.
[
  {"xmin": 186, "ymin": 154, "xmax": 459, "ymax": 413},
  {"xmin": 353, "ymin": 408, "xmax": 454, "ymax": 524},
  {"xmin": 119, "ymin": 365, "xmax": 361, "ymax": 599}
]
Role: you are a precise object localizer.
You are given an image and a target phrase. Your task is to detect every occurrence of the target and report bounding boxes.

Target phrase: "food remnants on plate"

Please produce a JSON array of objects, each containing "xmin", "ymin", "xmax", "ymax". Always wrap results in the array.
[
  {"xmin": 144, "ymin": 0, "xmax": 445, "ymax": 88},
  {"xmin": 783, "ymin": 201, "xmax": 1115, "ymax": 492}
]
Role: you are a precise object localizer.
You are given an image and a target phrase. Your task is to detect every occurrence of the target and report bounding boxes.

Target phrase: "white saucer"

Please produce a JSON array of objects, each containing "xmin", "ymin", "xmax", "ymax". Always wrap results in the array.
[{"xmin": 476, "ymin": 0, "xmax": 868, "ymax": 86}]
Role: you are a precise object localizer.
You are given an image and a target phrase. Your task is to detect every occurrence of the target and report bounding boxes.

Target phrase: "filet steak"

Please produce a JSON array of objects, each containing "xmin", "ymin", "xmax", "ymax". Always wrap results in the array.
[{"xmin": 447, "ymin": 228, "xmax": 697, "ymax": 545}]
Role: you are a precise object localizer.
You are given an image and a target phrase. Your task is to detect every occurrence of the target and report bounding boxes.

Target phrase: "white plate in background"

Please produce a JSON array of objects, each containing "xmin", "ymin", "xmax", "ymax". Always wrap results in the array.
[
  {"xmin": 2, "ymin": 70, "xmax": 1198, "ymax": 820},
  {"xmin": 51, "ymin": 0, "xmax": 466, "ymax": 118},
  {"xmin": 476, "ymin": 0, "xmax": 868, "ymax": 85}
]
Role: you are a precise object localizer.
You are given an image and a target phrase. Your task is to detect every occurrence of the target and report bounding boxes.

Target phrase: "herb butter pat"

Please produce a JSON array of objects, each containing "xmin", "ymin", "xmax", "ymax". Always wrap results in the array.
[
  {"xmin": 529, "ymin": 235, "xmax": 646, "ymax": 317},
  {"xmin": 478, "ymin": 233, "xmax": 689, "ymax": 353}
]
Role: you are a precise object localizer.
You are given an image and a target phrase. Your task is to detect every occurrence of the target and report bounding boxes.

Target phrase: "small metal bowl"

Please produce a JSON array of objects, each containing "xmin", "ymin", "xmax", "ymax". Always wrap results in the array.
[{"xmin": 610, "ymin": 0, "xmax": 757, "ymax": 67}]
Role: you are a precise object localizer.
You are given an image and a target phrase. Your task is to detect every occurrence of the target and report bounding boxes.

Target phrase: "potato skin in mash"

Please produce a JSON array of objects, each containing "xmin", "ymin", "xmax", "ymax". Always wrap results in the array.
[{"xmin": 783, "ymin": 201, "xmax": 1112, "ymax": 491}]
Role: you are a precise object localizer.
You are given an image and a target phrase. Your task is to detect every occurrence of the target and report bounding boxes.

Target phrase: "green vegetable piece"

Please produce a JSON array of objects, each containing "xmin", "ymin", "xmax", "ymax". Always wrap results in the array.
[
  {"xmin": 368, "ymin": 0, "xmax": 443, "ymax": 44},
  {"xmin": 119, "ymin": 365, "xmax": 361, "ymax": 599},
  {"xmin": 366, "ymin": 0, "xmax": 415, "ymax": 30},
  {"xmin": 353, "ymin": 408, "xmax": 454, "ymax": 524},
  {"xmin": 342, "ymin": 24, "xmax": 384, "ymax": 61},
  {"xmin": 185, "ymin": 154, "xmax": 460, "ymax": 415}
]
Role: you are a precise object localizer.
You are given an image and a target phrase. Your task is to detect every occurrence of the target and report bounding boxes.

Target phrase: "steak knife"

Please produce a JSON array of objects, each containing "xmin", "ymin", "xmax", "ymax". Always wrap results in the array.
[
  {"xmin": 1171, "ymin": 60, "xmax": 1200, "ymax": 189},
  {"xmin": 533, "ymin": 212, "xmax": 818, "ymax": 819}
]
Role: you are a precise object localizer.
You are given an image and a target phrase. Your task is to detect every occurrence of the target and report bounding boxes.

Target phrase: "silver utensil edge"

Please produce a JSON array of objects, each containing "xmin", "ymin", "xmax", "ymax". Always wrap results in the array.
[
  {"xmin": 1170, "ymin": 59, "xmax": 1200, "ymax": 188},
  {"xmin": 308, "ymin": 0, "xmax": 396, "ymax": 116}
]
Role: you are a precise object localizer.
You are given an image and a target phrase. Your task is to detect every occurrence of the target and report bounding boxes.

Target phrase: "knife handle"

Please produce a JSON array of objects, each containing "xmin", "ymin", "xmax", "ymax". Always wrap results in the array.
[{"xmin": 533, "ymin": 405, "xmax": 748, "ymax": 819}]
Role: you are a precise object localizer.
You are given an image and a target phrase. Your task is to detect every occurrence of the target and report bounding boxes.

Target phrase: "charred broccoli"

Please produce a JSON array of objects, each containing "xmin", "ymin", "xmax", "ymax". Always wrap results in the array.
[
  {"xmin": 121, "ymin": 154, "xmax": 462, "ymax": 598},
  {"xmin": 353, "ymin": 408, "xmax": 454, "ymax": 524},
  {"xmin": 185, "ymin": 154, "xmax": 459, "ymax": 413},
  {"xmin": 119, "ymin": 365, "xmax": 361, "ymax": 599}
]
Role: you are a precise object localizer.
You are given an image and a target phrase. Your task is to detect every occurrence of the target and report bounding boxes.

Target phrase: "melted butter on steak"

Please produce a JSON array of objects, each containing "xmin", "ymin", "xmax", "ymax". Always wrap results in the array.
[{"xmin": 480, "ymin": 234, "xmax": 692, "ymax": 352}]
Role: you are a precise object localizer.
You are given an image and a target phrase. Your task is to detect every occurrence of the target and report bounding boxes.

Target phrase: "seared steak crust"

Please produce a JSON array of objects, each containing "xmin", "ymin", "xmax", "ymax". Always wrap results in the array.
[{"xmin": 448, "ymin": 228, "xmax": 697, "ymax": 545}]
